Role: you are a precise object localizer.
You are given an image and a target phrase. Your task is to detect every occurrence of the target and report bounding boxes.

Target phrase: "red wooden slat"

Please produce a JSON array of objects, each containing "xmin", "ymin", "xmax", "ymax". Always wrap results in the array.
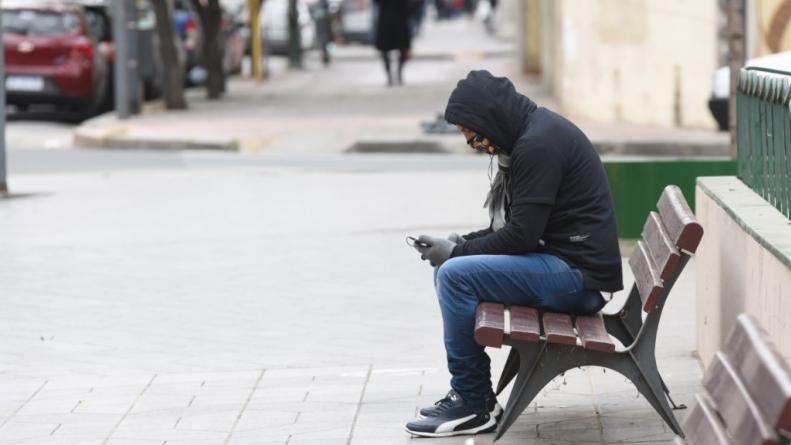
[
  {"xmin": 703, "ymin": 351, "xmax": 779, "ymax": 445},
  {"xmin": 724, "ymin": 314, "xmax": 791, "ymax": 432},
  {"xmin": 474, "ymin": 303, "xmax": 504, "ymax": 348},
  {"xmin": 628, "ymin": 240, "xmax": 664, "ymax": 312},
  {"xmin": 575, "ymin": 315, "xmax": 615, "ymax": 353},
  {"xmin": 542, "ymin": 312, "xmax": 576, "ymax": 346},
  {"xmin": 642, "ymin": 211, "xmax": 682, "ymax": 281},
  {"xmin": 682, "ymin": 393, "xmax": 733, "ymax": 445},
  {"xmin": 657, "ymin": 185, "xmax": 704, "ymax": 253},
  {"xmin": 508, "ymin": 305, "xmax": 540, "ymax": 342}
]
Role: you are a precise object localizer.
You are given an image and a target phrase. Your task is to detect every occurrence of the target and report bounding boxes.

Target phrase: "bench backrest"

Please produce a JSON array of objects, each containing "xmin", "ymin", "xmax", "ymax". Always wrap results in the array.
[
  {"xmin": 628, "ymin": 185, "xmax": 703, "ymax": 313},
  {"xmin": 682, "ymin": 314, "xmax": 791, "ymax": 445}
]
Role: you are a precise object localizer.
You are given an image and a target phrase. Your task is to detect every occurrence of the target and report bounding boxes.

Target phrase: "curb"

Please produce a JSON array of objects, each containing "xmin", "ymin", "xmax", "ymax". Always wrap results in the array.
[
  {"xmin": 73, "ymin": 127, "xmax": 728, "ymax": 157},
  {"xmin": 73, "ymin": 112, "xmax": 728, "ymax": 156},
  {"xmin": 595, "ymin": 140, "xmax": 728, "ymax": 157},
  {"xmin": 74, "ymin": 131, "xmax": 238, "ymax": 151},
  {"xmin": 72, "ymin": 114, "xmax": 241, "ymax": 151},
  {"xmin": 346, "ymin": 136, "xmax": 466, "ymax": 154}
]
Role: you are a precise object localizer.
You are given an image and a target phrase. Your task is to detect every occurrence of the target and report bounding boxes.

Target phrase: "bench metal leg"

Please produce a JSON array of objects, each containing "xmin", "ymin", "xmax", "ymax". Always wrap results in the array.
[
  {"xmin": 625, "ymin": 311, "xmax": 685, "ymax": 436},
  {"xmin": 495, "ymin": 343, "xmax": 547, "ymax": 440},
  {"xmin": 604, "ymin": 308, "xmax": 687, "ymax": 412},
  {"xmin": 495, "ymin": 347, "xmax": 520, "ymax": 395},
  {"xmin": 660, "ymin": 378, "xmax": 687, "ymax": 410},
  {"xmin": 492, "ymin": 344, "xmax": 684, "ymax": 441},
  {"xmin": 496, "ymin": 343, "xmax": 542, "ymax": 396},
  {"xmin": 624, "ymin": 351, "xmax": 684, "ymax": 436}
]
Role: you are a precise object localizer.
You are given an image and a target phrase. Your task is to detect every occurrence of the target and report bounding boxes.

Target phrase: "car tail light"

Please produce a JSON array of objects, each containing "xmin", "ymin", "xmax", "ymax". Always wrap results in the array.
[
  {"xmin": 70, "ymin": 37, "xmax": 95, "ymax": 61},
  {"xmin": 185, "ymin": 18, "xmax": 198, "ymax": 37},
  {"xmin": 184, "ymin": 18, "xmax": 198, "ymax": 50}
]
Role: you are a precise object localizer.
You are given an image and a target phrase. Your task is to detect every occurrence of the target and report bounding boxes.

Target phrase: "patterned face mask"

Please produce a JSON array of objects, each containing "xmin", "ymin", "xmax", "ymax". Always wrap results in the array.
[{"xmin": 467, "ymin": 133, "xmax": 498, "ymax": 155}]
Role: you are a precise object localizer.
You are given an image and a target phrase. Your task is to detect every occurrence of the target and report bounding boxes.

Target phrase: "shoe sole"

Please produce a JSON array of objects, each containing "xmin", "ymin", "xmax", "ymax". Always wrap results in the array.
[
  {"xmin": 418, "ymin": 403, "xmax": 503, "ymax": 420},
  {"xmin": 405, "ymin": 415, "xmax": 497, "ymax": 438}
]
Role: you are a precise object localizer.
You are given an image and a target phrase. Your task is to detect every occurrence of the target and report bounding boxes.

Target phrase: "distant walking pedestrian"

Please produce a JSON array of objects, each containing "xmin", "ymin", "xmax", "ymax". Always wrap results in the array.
[{"xmin": 374, "ymin": 0, "xmax": 413, "ymax": 86}]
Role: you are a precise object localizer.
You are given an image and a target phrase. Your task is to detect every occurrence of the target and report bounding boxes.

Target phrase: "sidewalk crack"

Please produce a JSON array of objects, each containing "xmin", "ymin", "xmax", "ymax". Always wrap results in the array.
[
  {"xmin": 346, "ymin": 364, "xmax": 373, "ymax": 445},
  {"xmin": 585, "ymin": 368, "xmax": 605, "ymax": 444},
  {"xmin": 223, "ymin": 368, "xmax": 266, "ymax": 445},
  {"xmin": 101, "ymin": 374, "xmax": 157, "ymax": 445},
  {"xmin": 0, "ymin": 380, "xmax": 48, "ymax": 430}
]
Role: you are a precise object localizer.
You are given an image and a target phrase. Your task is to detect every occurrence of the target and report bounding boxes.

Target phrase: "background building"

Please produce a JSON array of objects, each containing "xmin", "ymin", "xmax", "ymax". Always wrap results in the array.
[{"xmin": 520, "ymin": 0, "xmax": 719, "ymax": 129}]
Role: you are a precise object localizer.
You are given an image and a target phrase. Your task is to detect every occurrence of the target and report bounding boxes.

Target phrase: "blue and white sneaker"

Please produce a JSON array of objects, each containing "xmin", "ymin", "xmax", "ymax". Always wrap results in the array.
[
  {"xmin": 418, "ymin": 390, "xmax": 502, "ymax": 420},
  {"xmin": 406, "ymin": 390, "xmax": 496, "ymax": 437}
]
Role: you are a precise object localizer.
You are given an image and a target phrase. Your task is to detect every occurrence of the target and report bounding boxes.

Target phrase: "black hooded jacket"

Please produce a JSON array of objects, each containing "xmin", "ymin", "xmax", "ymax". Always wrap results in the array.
[{"xmin": 444, "ymin": 71, "xmax": 623, "ymax": 292}]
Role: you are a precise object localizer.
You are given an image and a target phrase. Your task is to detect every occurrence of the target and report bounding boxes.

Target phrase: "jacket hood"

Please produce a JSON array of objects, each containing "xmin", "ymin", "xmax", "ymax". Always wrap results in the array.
[{"xmin": 444, "ymin": 70, "xmax": 537, "ymax": 154}]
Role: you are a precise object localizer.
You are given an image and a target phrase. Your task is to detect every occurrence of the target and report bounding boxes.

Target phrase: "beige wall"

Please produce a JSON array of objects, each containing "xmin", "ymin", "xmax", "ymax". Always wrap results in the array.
[
  {"xmin": 695, "ymin": 177, "xmax": 791, "ymax": 367},
  {"xmin": 754, "ymin": 0, "xmax": 791, "ymax": 55},
  {"xmin": 530, "ymin": 0, "xmax": 719, "ymax": 128}
]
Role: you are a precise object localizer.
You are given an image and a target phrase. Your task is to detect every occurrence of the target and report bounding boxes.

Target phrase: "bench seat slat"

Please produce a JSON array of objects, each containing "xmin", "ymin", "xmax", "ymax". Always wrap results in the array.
[
  {"xmin": 474, "ymin": 302, "xmax": 504, "ymax": 348},
  {"xmin": 542, "ymin": 312, "xmax": 576, "ymax": 346},
  {"xmin": 629, "ymin": 240, "xmax": 664, "ymax": 312},
  {"xmin": 657, "ymin": 185, "xmax": 704, "ymax": 253},
  {"xmin": 509, "ymin": 306, "xmax": 540, "ymax": 342},
  {"xmin": 575, "ymin": 315, "xmax": 615, "ymax": 353},
  {"xmin": 724, "ymin": 314, "xmax": 791, "ymax": 432},
  {"xmin": 643, "ymin": 211, "xmax": 682, "ymax": 281},
  {"xmin": 682, "ymin": 393, "xmax": 734, "ymax": 445},
  {"xmin": 703, "ymin": 351, "xmax": 779, "ymax": 445}
]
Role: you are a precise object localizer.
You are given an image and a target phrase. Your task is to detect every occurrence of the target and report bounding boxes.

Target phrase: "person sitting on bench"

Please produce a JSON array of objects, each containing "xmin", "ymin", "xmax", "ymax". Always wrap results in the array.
[{"xmin": 406, "ymin": 70, "xmax": 624, "ymax": 438}]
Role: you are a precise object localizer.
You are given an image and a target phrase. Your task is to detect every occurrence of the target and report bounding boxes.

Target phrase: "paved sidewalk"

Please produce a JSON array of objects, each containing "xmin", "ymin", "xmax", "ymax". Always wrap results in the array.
[
  {"xmin": 72, "ymin": 18, "xmax": 727, "ymax": 157},
  {"xmin": 0, "ymin": 154, "xmax": 700, "ymax": 444}
]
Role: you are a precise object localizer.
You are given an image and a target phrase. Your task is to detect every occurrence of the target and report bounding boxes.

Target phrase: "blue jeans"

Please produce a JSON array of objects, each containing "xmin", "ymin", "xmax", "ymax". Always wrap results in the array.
[{"xmin": 434, "ymin": 253, "xmax": 605, "ymax": 411}]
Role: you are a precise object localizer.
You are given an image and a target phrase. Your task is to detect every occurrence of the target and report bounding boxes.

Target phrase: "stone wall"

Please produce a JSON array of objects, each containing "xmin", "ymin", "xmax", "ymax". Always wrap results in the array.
[{"xmin": 695, "ymin": 176, "xmax": 791, "ymax": 366}]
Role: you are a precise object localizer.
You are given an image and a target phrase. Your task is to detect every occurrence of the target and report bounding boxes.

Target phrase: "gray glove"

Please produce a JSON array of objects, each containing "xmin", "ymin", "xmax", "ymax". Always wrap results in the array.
[
  {"xmin": 447, "ymin": 233, "xmax": 467, "ymax": 245},
  {"xmin": 416, "ymin": 235, "xmax": 456, "ymax": 267}
]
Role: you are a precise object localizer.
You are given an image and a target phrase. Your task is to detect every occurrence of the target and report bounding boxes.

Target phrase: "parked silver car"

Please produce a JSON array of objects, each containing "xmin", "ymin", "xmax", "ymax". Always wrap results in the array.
[{"xmin": 260, "ymin": 0, "xmax": 316, "ymax": 55}]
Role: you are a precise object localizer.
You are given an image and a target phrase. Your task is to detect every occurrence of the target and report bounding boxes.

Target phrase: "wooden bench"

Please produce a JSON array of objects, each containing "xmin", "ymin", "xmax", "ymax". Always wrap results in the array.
[
  {"xmin": 467, "ymin": 314, "xmax": 791, "ymax": 445},
  {"xmin": 474, "ymin": 185, "xmax": 704, "ymax": 440},
  {"xmin": 676, "ymin": 314, "xmax": 791, "ymax": 445}
]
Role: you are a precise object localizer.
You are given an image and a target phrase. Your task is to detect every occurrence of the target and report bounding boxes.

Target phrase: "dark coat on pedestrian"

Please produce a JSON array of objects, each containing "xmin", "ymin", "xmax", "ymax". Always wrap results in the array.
[{"xmin": 373, "ymin": 0, "xmax": 413, "ymax": 51}]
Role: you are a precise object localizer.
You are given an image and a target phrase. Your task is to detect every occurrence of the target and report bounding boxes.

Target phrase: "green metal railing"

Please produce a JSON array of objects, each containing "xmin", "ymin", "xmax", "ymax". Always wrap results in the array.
[{"xmin": 737, "ymin": 66, "xmax": 791, "ymax": 218}]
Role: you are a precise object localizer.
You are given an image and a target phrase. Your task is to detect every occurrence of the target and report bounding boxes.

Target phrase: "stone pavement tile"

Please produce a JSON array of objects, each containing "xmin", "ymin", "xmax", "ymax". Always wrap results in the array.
[
  {"xmin": 108, "ymin": 440, "xmax": 180, "ymax": 445},
  {"xmin": 0, "ymin": 421, "xmax": 62, "ymax": 445},
  {"xmin": 354, "ymin": 434, "xmax": 473, "ymax": 445},
  {"xmin": 0, "ymin": 378, "xmax": 49, "ymax": 416},
  {"xmin": 529, "ymin": 409, "xmax": 604, "ymax": 445},
  {"xmin": 283, "ymin": 426, "xmax": 351, "ymax": 445},
  {"xmin": 304, "ymin": 383, "xmax": 364, "ymax": 404},
  {"xmin": 234, "ymin": 409, "xmax": 300, "ymax": 431},
  {"xmin": 350, "ymin": 401, "xmax": 418, "ymax": 442},
  {"xmin": 111, "ymin": 411, "xmax": 182, "ymax": 439},
  {"xmin": 598, "ymin": 409, "xmax": 671, "ymax": 444},
  {"xmin": 247, "ymin": 387, "xmax": 309, "ymax": 407},
  {"xmin": 228, "ymin": 430, "xmax": 290, "ymax": 445}
]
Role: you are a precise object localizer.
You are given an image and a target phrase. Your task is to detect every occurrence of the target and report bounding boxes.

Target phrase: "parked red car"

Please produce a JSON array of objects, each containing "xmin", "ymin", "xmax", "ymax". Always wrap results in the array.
[{"xmin": 2, "ymin": 1, "xmax": 110, "ymax": 113}]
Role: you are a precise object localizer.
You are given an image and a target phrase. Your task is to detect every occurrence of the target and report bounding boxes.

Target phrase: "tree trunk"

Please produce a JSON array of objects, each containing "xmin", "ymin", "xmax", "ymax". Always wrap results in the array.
[
  {"xmin": 288, "ymin": 0, "xmax": 303, "ymax": 68},
  {"xmin": 151, "ymin": 0, "xmax": 187, "ymax": 109},
  {"xmin": 191, "ymin": 0, "xmax": 226, "ymax": 99},
  {"xmin": 727, "ymin": 0, "xmax": 746, "ymax": 159}
]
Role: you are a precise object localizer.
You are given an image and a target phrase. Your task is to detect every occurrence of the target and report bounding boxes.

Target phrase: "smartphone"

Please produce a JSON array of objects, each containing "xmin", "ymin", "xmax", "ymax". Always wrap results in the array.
[{"xmin": 407, "ymin": 236, "xmax": 431, "ymax": 248}]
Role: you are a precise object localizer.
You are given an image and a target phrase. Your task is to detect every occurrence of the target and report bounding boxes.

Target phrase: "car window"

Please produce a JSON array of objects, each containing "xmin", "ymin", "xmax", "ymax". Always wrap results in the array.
[{"xmin": 1, "ymin": 10, "xmax": 81, "ymax": 36}]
